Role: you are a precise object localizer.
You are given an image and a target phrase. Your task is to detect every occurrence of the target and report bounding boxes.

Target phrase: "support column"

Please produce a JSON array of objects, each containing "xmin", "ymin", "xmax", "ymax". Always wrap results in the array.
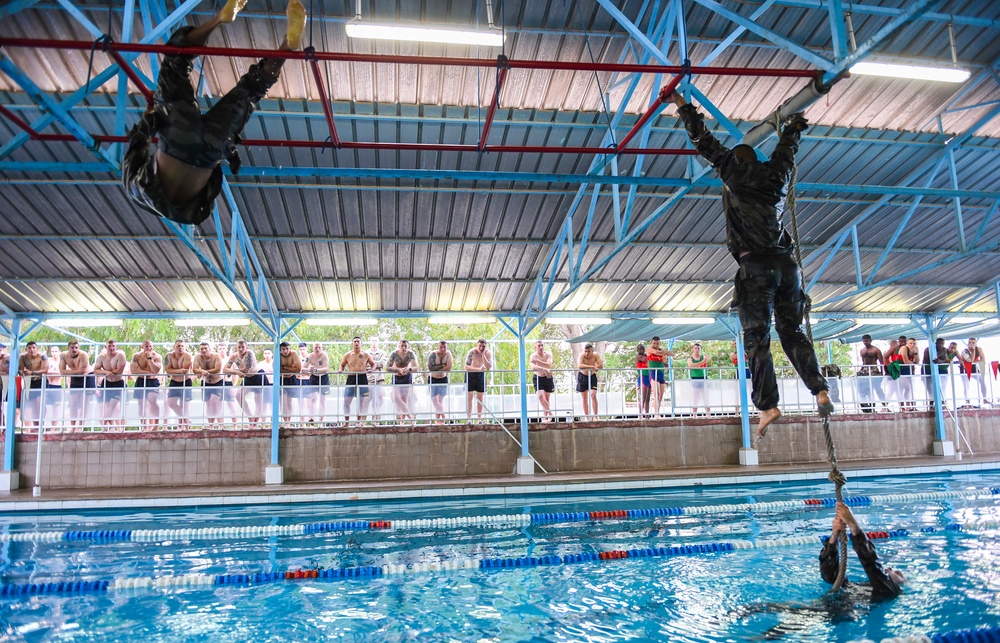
[
  {"xmin": 734, "ymin": 324, "xmax": 757, "ymax": 466},
  {"xmin": 514, "ymin": 316, "xmax": 535, "ymax": 476},
  {"xmin": 925, "ymin": 315, "xmax": 953, "ymax": 457},
  {"xmin": 1, "ymin": 319, "xmax": 21, "ymax": 490},
  {"xmin": 265, "ymin": 330, "xmax": 284, "ymax": 484}
]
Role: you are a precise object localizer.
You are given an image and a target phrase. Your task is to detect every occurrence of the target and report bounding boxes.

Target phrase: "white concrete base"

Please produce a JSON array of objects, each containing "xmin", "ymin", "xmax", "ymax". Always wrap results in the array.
[
  {"xmin": 264, "ymin": 464, "xmax": 284, "ymax": 485},
  {"xmin": 932, "ymin": 440, "xmax": 955, "ymax": 457},
  {"xmin": 739, "ymin": 448, "xmax": 759, "ymax": 466},
  {"xmin": 514, "ymin": 456, "xmax": 536, "ymax": 476},
  {"xmin": 0, "ymin": 470, "xmax": 19, "ymax": 491}
]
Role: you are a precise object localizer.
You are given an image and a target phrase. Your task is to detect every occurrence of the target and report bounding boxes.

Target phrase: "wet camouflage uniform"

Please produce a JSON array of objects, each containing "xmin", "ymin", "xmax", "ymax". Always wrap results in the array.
[
  {"xmin": 122, "ymin": 26, "xmax": 284, "ymax": 225},
  {"xmin": 676, "ymin": 103, "xmax": 827, "ymax": 412}
]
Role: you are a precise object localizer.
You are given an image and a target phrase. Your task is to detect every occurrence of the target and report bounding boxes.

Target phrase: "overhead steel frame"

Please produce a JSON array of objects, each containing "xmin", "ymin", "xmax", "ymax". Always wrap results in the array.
[{"xmin": 517, "ymin": 0, "xmax": 951, "ymax": 334}]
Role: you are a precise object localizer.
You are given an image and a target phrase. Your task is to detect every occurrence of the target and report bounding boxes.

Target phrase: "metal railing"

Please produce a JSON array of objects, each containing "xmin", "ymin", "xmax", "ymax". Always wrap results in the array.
[{"xmin": 2, "ymin": 366, "xmax": 995, "ymax": 433}]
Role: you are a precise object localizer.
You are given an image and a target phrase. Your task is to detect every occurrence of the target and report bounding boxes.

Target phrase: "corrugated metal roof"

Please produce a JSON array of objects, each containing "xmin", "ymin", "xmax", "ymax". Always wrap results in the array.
[{"xmin": 1, "ymin": 0, "xmax": 999, "ymax": 317}]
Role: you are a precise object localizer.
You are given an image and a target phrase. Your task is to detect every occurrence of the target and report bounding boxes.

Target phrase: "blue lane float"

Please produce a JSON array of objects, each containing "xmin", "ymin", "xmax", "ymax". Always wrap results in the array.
[{"xmin": 4, "ymin": 487, "xmax": 997, "ymax": 548}]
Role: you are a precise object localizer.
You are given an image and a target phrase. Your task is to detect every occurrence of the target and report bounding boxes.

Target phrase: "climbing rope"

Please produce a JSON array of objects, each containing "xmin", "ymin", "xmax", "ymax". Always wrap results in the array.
[{"xmin": 782, "ymin": 119, "xmax": 849, "ymax": 592}]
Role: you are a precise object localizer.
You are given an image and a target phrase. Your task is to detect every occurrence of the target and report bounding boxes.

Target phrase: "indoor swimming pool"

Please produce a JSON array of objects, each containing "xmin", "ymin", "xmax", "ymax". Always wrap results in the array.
[{"xmin": 1, "ymin": 471, "xmax": 998, "ymax": 642}]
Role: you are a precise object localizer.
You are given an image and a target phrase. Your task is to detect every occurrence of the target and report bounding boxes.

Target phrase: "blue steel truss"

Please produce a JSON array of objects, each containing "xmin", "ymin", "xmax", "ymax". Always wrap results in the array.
[{"xmin": 0, "ymin": 0, "xmax": 999, "ymax": 326}]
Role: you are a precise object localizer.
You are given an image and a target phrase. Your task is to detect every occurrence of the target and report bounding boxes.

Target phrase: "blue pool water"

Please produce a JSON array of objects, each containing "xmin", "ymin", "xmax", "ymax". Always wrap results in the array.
[{"xmin": 1, "ymin": 471, "xmax": 999, "ymax": 642}]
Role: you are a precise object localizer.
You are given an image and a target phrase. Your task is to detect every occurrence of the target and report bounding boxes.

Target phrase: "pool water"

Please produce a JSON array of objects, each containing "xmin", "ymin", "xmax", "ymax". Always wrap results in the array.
[{"xmin": 1, "ymin": 472, "xmax": 999, "ymax": 642}]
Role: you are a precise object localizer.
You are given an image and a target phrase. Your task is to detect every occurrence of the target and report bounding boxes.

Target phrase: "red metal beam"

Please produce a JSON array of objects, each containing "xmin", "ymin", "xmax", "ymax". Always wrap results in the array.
[
  {"xmin": 478, "ymin": 56, "xmax": 510, "ymax": 152},
  {"xmin": 615, "ymin": 73, "xmax": 684, "ymax": 154},
  {"xmin": 0, "ymin": 37, "xmax": 822, "ymax": 78},
  {"xmin": 108, "ymin": 51, "xmax": 155, "ymax": 106},
  {"xmin": 306, "ymin": 55, "xmax": 341, "ymax": 148},
  {"xmin": 0, "ymin": 103, "xmax": 44, "ymax": 139}
]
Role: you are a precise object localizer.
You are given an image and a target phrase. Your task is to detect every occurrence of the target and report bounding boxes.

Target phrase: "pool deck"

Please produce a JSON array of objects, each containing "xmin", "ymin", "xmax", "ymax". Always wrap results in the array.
[{"xmin": 0, "ymin": 454, "xmax": 997, "ymax": 512}]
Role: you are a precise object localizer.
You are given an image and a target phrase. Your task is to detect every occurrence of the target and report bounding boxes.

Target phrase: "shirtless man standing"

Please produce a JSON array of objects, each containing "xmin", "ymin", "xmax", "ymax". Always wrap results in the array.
[
  {"xmin": 216, "ymin": 342, "xmax": 240, "ymax": 424},
  {"xmin": 576, "ymin": 343, "xmax": 603, "ymax": 419},
  {"xmin": 60, "ymin": 340, "xmax": 91, "ymax": 430},
  {"xmin": 0, "ymin": 344, "xmax": 9, "ymax": 429},
  {"xmin": 529, "ymin": 341, "xmax": 555, "ymax": 422},
  {"xmin": 646, "ymin": 337, "xmax": 674, "ymax": 417},
  {"xmin": 18, "ymin": 341, "xmax": 47, "ymax": 429},
  {"xmin": 465, "ymin": 339, "xmax": 493, "ymax": 420},
  {"xmin": 279, "ymin": 341, "xmax": 302, "ymax": 423},
  {"xmin": 164, "ymin": 339, "xmax": 193, "ymax": 427},
  {"xmin": 340, "ymin": 337, "xmax": 375, "ymax": 424},
  {"xmin": 93, "ymin": 339, "xmax": 127, "ymax": 428},
  {"xmin": 427, "ymin": 340, "xmax": 454, "ymax": 424},
  {"xmin": 368, "ymin": 339, "xmax": 387, "ymax": 420},
  {"xmin": 45, "ymin": 346, "xmax": 64, "ymax": 429},
  {"xmin": 224, "ymin": 339, "xmax": 260, "ymax": 427},
  {"xmin": 131, "ymin": 340, "xmax": 163, "ymax": 430},
  {"xmin": 193, "ymin": 342, "xmax": 223, "ymax": 429},
  {"xmin": 858, "ymin": 335, "xmax": 885, "ymax": 413},
  {"xmin": 305, "ymin": 343, "xmax": 330, "ymax": 424}
]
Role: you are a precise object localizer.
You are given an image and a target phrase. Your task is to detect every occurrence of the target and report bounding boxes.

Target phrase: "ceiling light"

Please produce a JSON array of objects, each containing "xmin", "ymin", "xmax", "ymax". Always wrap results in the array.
[
  {"xmin": 174, "ymin": 318, "xmax": 250, "ymax": 327},
  {"xmin": 651, "ymin": 317, "xmax": 715, "ymax": 325},
  {"xmin": 858, "ymin": 317, "xmax": 913, "ymax": 325},
  {"xmin": 949, "ymin": 316, "xmax": 988, "ymax": 324},
  {"xmin": 47, "ymin": 318, "xmax": 123, "ymax": 327},
  {"xmin": 428, "ymin": 315, "xmax": 496, "ymax": 325},
  {"xmin": 544, "ymin": 317, "xmax": 612, "ymax": 325},
  {"xmin": 849, "ymin": 62, "xmax": 970, "ymax": 83},
  {"xmin": 305, "ymin": 318, "xmax": 379, "ymax": 326},
  {"xmin": 345, "ymin": 22, "xmax": 504, "ymax": 47}
]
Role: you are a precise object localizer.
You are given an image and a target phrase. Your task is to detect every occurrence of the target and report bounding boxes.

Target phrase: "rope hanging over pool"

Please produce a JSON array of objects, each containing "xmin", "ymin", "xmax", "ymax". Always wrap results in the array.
[{"xmin": 783, "ymin": 123, "xmax": 849, "ymax": 593}]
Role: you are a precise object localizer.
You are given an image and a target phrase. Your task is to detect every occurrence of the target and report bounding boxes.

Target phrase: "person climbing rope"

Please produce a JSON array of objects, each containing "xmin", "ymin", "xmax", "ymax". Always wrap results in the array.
[
  {"xmin": 122, "ymin": 0, "xmax": 307, "ymax": 225},
  {"xmin": 822, "ymin": 501, "xmax": 905, "ymax": 600},
  {"xmin": 667, "ymin": 90, "xmax": 833, "ymax": 443}
]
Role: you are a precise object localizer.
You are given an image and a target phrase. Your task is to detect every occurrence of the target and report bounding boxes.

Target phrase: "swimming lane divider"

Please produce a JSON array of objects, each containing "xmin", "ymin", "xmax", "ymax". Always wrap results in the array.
[
  {"xmin": 4, "ymin": 524, "xmax": 977, "ymax": 598},
  {"xmin": 3, "ymin": 488, "xmax": 997, "ymax": 546},
  {"xmin": 845, "ymin": 624, "xmax": 1000, "ymax": 643}
]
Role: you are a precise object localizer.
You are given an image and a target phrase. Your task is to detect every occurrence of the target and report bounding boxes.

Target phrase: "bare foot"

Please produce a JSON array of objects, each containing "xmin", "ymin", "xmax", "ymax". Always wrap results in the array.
[
  {"xmin": 816, "ymin": 390, "xmax": 835, "ymax": 417},
  {"xmin": 755, "ymin": 407, "xmax": 781, "ymax": 445},
  {"xmin": 285, "ymin": 0, "xmax": 307, "ymax": 50},
  {"xmin": 219, "ymin": 0, "xmax": 248, "ymax": 23}
]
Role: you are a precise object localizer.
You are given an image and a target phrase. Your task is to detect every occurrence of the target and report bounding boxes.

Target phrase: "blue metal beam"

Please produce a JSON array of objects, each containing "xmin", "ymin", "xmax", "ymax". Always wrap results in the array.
[
  {"xmin": 698, "ymin": 0, "xmax": 777, "ymax": 66},
  {"xmin": 0, "ymin": 57, "xmax": 119, "ymax": 168},
  {"xmin": 691, "ymin": 0, "xmax": 831, "ymax": 70},
  {"xmin": 0, "ymin": 0, "xmax": 43, "ymax": 19},
  {"xmin": 822, "ymin": 0, "xmax": 941, "ymax": 82},
  {"xmin": 769, "ymin": 0, "xmax": 1000, "ymax": 29},
  {"xmin": 970, "ymin": 199, "xmax": 999, "ymax": 250},
  {"xmin": 595, "ymin": 0, "xmax": 671, "ymax": 66},
  {"xmin": 827, "ymin": 0, "xmax": 848, "ymax": 61}
]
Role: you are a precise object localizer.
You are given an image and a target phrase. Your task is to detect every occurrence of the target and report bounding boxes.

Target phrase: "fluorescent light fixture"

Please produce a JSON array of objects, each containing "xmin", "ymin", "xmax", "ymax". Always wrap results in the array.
[
  {"xmin": 428, "ymin": 315, "xmax": 496, "ymax": 325},
  {"xmin": 305, "ymin": 318, "xmax": 379, "ymax": 326},
  {"xmin": 345, "ymin": 22, "xmax": 504, "ymax": 47},
  {"xmin": 950, "ymin": 316, "xmax": 987, "ymax": 324},
  {"xmin": 849, "ymin": 61, "xmax": 970, "ymax": 83},
  {"xmin": 651, "ymin": 317, "xmax": 715, "ymax": 325},
  {"xmin": 858, "ymin": 317, "xmax": 912, "ymax": 325},
  {"xmin": 48, "ymin": 318, "xmax": 123, "ymax": 327},
  {"xmin": 544, "ymin": 317, "xmax": 612, "ymax": 325},
  {"xmin": 174, "ymin": 318, "xmax": 250, "ymax": 327}
]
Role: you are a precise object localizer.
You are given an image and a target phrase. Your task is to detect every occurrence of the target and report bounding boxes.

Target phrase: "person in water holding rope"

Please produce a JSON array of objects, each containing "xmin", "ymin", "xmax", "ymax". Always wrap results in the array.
[
  {"xmin": 123, "ymin": 0, "xmax": 307, "ymax": 225},
  {"xmin": 822, "ymin": 501, "xmax": 905, "ymax": 600},
  {"xmin": 667, "ymin": 90, "xmax": 833, "ymax": 443}
]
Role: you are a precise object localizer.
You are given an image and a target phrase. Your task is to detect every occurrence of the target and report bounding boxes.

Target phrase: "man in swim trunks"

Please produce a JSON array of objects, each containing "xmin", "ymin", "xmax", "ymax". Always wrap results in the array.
[
  {"xmin": 530, "ymin": 340, "xmax": 555, "ymax": 423},
  {"xmin": 17, "ymin": 341, "xmax": 47, "ymax": 430},
  {"xmin": 278, "ymin": 341, "xmax": 302, "ymax": 423},
  {"xmin": 669, "ymin": 90, "xmax": 833, "ymax": 442},
  {"xmin": 164, "ymin": 339, "xmax": 194, "ymax": 428},
  {"xmin": 305, "ymin": 342, "xmax": 330, "ymax": 424},
  {"xmin": 93, "ymin": 339, "xmax": 127, "ymax": 428},
  {"xmin": 122, "ymin": 0, "xmax": 307, "ymax": 225},
  {"xmin": 646, "ymin": 336, "xmax": 674, "ymax": 417},
  {"xmin": 193, "ymin": 341, "xmax": 223, "ymax": 429},
  {"xmin": 858, "ymin": 335, "xmax": 884, "ymax": 413},
  {"xmin": 576, "ymin": 343, "xmax": 603, "ymax": 419},
  {"xmin": 427, "ymin": 340, "xmax": 454, "ymax": 424},
  {"xmin": 131, "ymin": 340, "xmax": 163, "ymax": 430},
  {"xmin": 465, "ymin": 339, "xmax": 493, "ymax": 421},
  {"xmin": 224, "ymin": 339, "xmax": 260, "ymax": 427},
  {"xmin": 340, "ymin": 336, "xmax": 375, "ymax": 424},
  {"xmin": 45, "ymin": 346, "xmax": 64, "ymax": 429},
  {"xmin": 0, "ymin": 344, "xmax": 8, "ymax": 429},
  {"xmin": 60, "ymin": 340, "xmax": 92, "ymax": 431},
  {"xmin": 635, "ymin": 344, "xmax": 651, "ymax": 418}
]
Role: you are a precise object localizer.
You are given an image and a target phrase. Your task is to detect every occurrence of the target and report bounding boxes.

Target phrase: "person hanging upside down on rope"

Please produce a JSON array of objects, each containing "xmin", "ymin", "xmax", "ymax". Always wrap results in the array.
[
  {"xmin": 822, "ymin": 501, "xmax": 905, "ymax": 600},
  {"xmin": 667, "ymin": 90, "xmax": 833, "ymax": 443},
  {"xmin": 123, "ymin": 0, "xmax": 307, "ymax": 225}
]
